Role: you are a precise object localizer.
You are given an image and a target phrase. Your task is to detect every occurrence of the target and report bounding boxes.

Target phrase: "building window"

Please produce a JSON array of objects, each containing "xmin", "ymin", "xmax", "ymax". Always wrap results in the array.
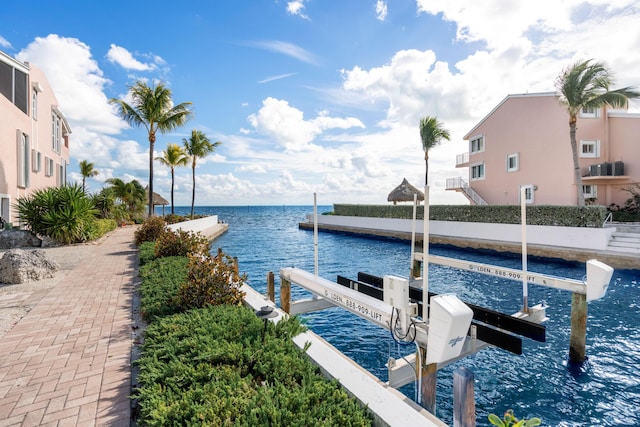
[
  {"xmin": 580, "ymin": 140, "xmax": 600, "ymax": 158},
  {"xmin": 583, "ymin": 185, "xmax": 597, "ymax": 199},
  {"xmin": 580, "ymin": 107, "xmax": 600, "ymax": 118},
  {"xmin": 0, "ymin": 62, "xmax": 28, "ymax": 114},
  {"xmin": 52, "ymin": 112, "xmax": 61, "ymax": 153},
  {"xmin": 470, "ymin": 135, "xmax": 484, "ymax": 153},
  {"xmin": 57, "ymin": 161, "xmax": 67, "ymax": 186},
  {"xmin": 45, "ymin": 157, "xmax": 54, "ymax": 177},
  {"xmin": 506, "ymin": 153, "xmax": 519, "ymax": 172},
  {"xmin": 32, "ymin": 90, "xmax": 38, "ymax": 119},
  {"xmin": 31, "ymin": 149, "xmax": 41, "ymax": 173},
  {"xmin": 471, "ymin": 162, "xmax": 485, "ymax": 180},
  {"xmin": 520, "ymin": 184, "xmax": 535, "ymax": 204},
  {"xmin": 17, "ymin": 132, "xmax": 30, "ymax": 188}
]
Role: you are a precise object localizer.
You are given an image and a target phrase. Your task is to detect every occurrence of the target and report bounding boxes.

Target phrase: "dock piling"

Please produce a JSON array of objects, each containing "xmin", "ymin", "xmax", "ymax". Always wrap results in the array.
[
  {"xmin": 281, "ymin": 277, "xmax": 291, "ymax": 314},
  {"xmin": 453, "ymin": 367, "xmax": 476, "ymax": 427},
  {"xmin": 267, "ymin": 272, "xmax": 275, "ymax": 302},
  {"xmin": 569, "ymin": 292, "xmax": 588, "ymax": 363}
]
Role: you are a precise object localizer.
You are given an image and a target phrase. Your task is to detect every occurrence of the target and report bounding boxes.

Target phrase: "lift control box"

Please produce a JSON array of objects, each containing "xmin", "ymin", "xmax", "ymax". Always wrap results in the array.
[{"xmin": 426, "ymin": 294, "xmax": 473, "ymax": 364}]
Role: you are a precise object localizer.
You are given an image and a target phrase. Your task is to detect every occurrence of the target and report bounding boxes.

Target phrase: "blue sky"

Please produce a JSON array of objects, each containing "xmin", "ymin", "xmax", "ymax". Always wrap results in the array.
[{"xmin": 2, "ymin": 1, "xmax": 640, "ymax": 206}]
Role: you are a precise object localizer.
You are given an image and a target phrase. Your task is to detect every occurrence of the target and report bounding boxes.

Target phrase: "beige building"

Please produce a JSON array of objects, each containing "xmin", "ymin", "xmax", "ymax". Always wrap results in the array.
[
  {"xmin": 447, "ymin": 92, "xmax": 640, "ymax": 207},
  {"xmin": 0, "ymin": 50, "xmax": 70, "ymax": 225}
]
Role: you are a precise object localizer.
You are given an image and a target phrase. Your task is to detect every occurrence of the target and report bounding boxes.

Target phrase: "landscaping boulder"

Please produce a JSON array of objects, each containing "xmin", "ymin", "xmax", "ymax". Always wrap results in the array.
[
  {"xmin": 0, "ymin": 249, "xmax": 59, "ymax": 284},
  {"xmin": 0, "ymin": 230, "xmax": 42, "ymax": 249}
]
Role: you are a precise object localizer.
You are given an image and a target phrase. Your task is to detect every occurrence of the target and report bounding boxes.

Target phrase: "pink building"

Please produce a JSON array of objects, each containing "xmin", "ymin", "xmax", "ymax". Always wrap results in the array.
[
  {"xmin": 0, "ymin": 50, "xmax": 71, "ymax": 225},
  {"xmin": 447, "ymin": 92, "xmax": 640, "ymax": 207}
]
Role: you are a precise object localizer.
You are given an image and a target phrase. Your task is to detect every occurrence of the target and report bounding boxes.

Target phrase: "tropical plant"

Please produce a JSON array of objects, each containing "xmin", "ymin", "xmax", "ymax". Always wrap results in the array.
[
  {"xmin": 183, "ymin": 129, "xmax": 221, "ymax": 219},
  {"xmin": 109, "ymin": 81, "xmax": 192, "ymax": 216},
  {"xmin": 555, "ymin": 59, "xmax": 640, "ymax": 206},
  {"xmin": 15, "ymin": 184, "xmax": 99, "ymax": 244},
  {"xmin": 105, "ymin": 178, "xmax": 146, "ymax": 221},
  {"xmin": 419, "ymin": 116, "xmax": 450, "ymax": 185},
  {"xmin": 155, "ymin": 143, "xmax": 189, "ymax": 215},
  {"xmin": 153, "ymin": 228, "xmax": 210, "ymax": 258},
  {"xmin": 488, "ymin": 409, "xmax": 541, "ymax": 427},
  {"xmin": 134, "ymin": 216, "xmax": 167, "ymax": 245},
  {"xmin": 78, "ymin": 160, "xmax": 99, "ymax": 193}
]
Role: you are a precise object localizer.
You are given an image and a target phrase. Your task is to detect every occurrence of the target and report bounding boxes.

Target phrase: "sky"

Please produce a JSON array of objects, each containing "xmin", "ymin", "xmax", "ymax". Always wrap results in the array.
[{"xmin": 2, "ymin": 0, "xmax": 640, "ymax": 207}]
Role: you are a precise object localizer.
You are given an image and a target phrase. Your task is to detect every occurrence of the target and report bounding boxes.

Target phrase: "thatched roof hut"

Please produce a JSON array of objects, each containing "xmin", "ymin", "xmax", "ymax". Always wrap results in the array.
[
  {"xmin": 387, "ymin": 178, "xmax": 424, "ymax": 205},
  {"xmin": 145, "ymin": 187, "xmax": 169, "ymax": 215}
]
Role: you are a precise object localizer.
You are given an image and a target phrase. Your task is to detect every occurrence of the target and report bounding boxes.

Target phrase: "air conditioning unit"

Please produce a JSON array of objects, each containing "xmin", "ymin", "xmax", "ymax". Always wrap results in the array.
[
  {"xmin": 589, "ymin": 164, "xmax": 599, "ymax": 176},
  {"xmin": 602, "ymin": 162, "xmax": 612, "ymax": 176},
  {"xmin": 613, "ymin": 161, "xmax": 624, "ymax": 176}
]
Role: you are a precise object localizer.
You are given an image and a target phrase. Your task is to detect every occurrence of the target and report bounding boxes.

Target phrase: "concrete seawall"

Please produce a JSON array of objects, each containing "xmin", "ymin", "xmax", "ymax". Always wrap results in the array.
[
  {"xmin": 167, "ymin": 215, "xmax": 228, "ymax": 241},
  {"xmin": 300, "ymin": 216, "xmax": 639, "ymax": 270}
]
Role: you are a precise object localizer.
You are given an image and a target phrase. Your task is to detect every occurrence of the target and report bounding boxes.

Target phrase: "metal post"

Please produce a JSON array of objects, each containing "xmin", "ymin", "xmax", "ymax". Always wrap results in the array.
[
  {"xmin": 520, "ymin": 186, "xmax": 528, "ymax": 313},
  {"xmin": 410, "ymin": 193, "xmax": 417, "ymax": 279},
  {"xmin": 314, "ymin": 192, "xmax": 318, "ymax": 276},
  {"xmin": 453, "ymin": 367, "xmax": 476, "ymax": 427},
  {"xmin": 569, "ymin": 292, "xmax": 588, "ymax": 363},
  {"xmin": 267, "ymin": 272, "xmax": 275, "ymax": 302}
]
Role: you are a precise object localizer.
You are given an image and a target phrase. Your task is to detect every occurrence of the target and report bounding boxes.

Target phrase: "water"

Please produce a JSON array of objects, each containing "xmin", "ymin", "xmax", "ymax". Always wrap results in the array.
[{"xmin": 164, "ymin": 206, "xmax": 640, "ymax": 426}]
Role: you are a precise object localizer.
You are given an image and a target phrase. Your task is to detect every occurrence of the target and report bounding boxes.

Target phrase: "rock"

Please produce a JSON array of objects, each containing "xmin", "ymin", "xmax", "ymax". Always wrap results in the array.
[
  {"xmin": 0, "ymin": 230, "xmax": 42, "ymax": 249},
  {"xmin": 0, "ymin": 249, "xmax": 59, "ymax": 284}
]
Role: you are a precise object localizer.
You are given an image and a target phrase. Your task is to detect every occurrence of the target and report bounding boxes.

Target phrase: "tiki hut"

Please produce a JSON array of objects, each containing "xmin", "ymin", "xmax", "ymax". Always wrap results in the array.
[
  {"xmin": 387, "ymin": 178, "xmax": 424, "ymax": 205},
  {"xmin": 145, "ymin": 187, "xmax": 170, "ymax": 216}
]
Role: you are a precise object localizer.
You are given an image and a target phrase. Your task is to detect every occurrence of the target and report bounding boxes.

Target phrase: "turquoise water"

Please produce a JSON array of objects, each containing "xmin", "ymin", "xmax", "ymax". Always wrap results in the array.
[{"xmin": 164, "ymin": 206, "xmax": 640, "ymax": 426}]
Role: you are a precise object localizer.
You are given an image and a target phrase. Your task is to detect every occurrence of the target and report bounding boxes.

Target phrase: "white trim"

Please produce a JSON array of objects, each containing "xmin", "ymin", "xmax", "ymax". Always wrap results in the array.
[
  {"xmin": 580, "ymin": 106, "xmax": 600, "ymax": 118},
  {"xmin": 583, "ymin": 184, "xmax": 597, "ymax": 199},
  {"xmin": 580, "ymin": 140, "xmax": 600, "ymax": 158},
  {"xmin": 470, "ymin": 162, "xmax": 485, "ymax": 181},
  {"xmin": 520, "ymin": 184, "xmax": 534, "ymax": 204},
  {"xmin": 470, "ymin": 134, "xmax": 485, "ymax": 154}
]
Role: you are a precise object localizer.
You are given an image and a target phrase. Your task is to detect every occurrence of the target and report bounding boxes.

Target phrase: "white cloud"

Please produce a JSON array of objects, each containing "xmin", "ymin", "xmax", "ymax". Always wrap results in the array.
[
  {"xmin": 287, "ymin": 1, "xmax": 310, "ymax": 20},
  {"xmin": 237, "ymin": 164, "xmax": 268, "ymax": 174},
  {"xmin": 375, "ymin": 1, "xmax": 388, "ymax": 21},
  {"xmin": 0, "ymin": 35, "xmax": 11, "ymax": 48},
  {"xmin": 106, "ymin": 44, "xmax": 155, "ymax": 71},
  {"xmin": 16, "ymin": 34, "xmax": 126, "ymax": 135},
  {"xmin": 258, "ymin": 72, "xmax": 297, "ymax": 84},
  {"xmin": 247, "ymin": 97, "xmax": 365, "ymax": 152},
  {"xmin": 248, "ymin": 40, "xmax": 318, "ymax": 64}
]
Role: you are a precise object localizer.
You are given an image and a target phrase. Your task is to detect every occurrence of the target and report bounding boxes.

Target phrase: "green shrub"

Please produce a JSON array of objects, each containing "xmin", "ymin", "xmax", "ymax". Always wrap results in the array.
[
  {"xmin": 15, "ymin": 184, "xmax": 99, "ymax": 244},
  {"xmin": 138, "ymin": 241, "xmax": 156, "ymax": 266},
  {"xmin": 94, "ymin": 218, "xmax": 117, "ymax": 238},
  {"xmin": 488, "ymin": 409, "xmax": 541, "ymax": 427},
  {"xmin": 135, "ymin": 305, "xmax": 372, "ymax": 426},
  {"xmin": 134, "ymin": 216, "xmax": 167, "ymax": 245},
  {"xmin": 154, "ymin": 228, "xmax": 209, "ymax": 258},
  {"xmin": 139, "ymin": 256, "xmax": 188, "ymax": 321},
  {"xmin": 163, "ymin": 214, "xmax": 188, "ymax": 224},
  {"xmin": 179, "ymin": 252, "xmax": 246, "ymax": 309}
]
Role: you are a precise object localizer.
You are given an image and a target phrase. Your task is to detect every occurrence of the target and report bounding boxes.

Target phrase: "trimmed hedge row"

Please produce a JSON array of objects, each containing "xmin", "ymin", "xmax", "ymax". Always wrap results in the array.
[
  {"xmin": 333, "ymin": 204, "xmax": 608, "ymax": 228},
  {"xmin": 136, "ymin": 306, "xmax": 372, "ymax": 426}
]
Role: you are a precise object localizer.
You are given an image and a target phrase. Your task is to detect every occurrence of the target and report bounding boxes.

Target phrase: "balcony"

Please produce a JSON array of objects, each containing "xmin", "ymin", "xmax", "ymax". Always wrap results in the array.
[{"xmin": 455, "ymin": 152, "xmax": 469, "ymax": 167}]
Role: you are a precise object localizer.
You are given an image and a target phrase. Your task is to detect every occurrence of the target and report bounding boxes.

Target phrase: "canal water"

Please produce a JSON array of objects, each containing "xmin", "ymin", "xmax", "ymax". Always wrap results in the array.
[{"xmin": 167, "ymin": 205, "xmax": 640, "ymax": 426}]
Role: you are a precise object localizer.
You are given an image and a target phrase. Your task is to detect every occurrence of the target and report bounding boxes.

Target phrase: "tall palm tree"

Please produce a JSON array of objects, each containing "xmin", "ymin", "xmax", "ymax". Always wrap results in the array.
[
  {"xmin": 419, "ymin": 116, "xmax": 450, "ymax": 185},
  {"xmin": 183, "ymin": 129, "xmax": 222, "ymax": 219},
  {"xmin": 155, "ymin": 143, "xmax": 189, "ymax": 215},
  {"xmin": 109, "ymin": 81, "xmax": 192, "ymax": 216},
  {"xmin": 79, "ymin": 160, "xmax": 98, "ymax": 193},
  {"xmin": 555, "ymin": 59, "xmax": 640, "ymax": 206}
]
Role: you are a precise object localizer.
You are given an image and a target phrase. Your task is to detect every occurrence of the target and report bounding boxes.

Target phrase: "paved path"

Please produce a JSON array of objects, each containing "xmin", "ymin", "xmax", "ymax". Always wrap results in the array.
[{"xmin": 0, "ymin": 226, "xmax": 137, "ymax": 426}]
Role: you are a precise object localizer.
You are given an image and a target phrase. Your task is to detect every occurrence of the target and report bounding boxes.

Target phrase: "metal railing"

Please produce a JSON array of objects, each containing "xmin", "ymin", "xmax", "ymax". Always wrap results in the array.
[
  {"xmin": 446, "ymin": 177, "xmax": 488, "ymax": 206},
  {"xmin": 455, "ymin": 152, "xmax": 469, "ymax": 166}
]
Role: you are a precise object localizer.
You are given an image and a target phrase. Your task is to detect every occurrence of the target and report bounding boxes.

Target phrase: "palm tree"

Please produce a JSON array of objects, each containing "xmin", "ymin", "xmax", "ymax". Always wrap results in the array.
[
  {"xmin": 106, "ymin": 178, "xmax": 146, "ymax": 215},
  {"xmin": 183, "ymin": 129, "xmax": 222, "ymax": 219},
  {"xmin": 155, "ymin": 144, "xmax": 189, "ymax": 215},
  {"xmin": 79, "ymin": 160, "xmax": 98, "ymax": 193},
  {"xmin": 419, "ymin": 116, "xmax": 450, "ymax": 185},
  {"xmin": 109, "ymin": 81, "xmax": 192, "ymax": 216},
  {"xmin": 555, "ymin": 59, "xmax": 640, "ymax": 206}
]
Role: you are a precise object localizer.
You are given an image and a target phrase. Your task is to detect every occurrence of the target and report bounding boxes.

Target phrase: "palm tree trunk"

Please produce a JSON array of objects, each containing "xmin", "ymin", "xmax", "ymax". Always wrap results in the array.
[
  {"xmin": 569, "ymin": 120, "xmax": 585, "ymax": 206},
  {"xmin": 82, "ymin": 178, "xmax": 86, "ymax": 193},
  {"xmin": 425, "ymin": 152, "xmax": 429, "ymax": 186},
  {"xmin": 191, "ymin": 164, "xmax": 196, "ymax": 219},
  {"xmin": 170, "ymin": 168, "xmax": 175, "ymax": 215},
  {"xmin": 148, "ymin": 140, "xmax": 155, "ymax": 216}
]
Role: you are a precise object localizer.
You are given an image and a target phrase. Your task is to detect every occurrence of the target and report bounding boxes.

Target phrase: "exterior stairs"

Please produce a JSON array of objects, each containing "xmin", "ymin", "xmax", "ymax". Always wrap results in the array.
[
  {"xmin": 445, "ymin": 177, "xmax": 488, "ymax": 206},
  {"xmin": 606, "ymin": 223, "xmax": 640, "ymax": 253}
]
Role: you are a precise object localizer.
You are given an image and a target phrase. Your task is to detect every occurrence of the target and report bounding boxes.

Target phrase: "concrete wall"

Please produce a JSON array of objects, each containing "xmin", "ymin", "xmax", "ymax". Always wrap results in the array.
[{"xmin": 310, "ymin": 214, "xmax": 615, "ymax": 251}]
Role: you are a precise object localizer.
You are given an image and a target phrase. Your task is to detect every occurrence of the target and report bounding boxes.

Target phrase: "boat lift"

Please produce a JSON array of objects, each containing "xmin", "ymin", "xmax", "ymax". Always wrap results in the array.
[{"xmin": 278, "ymin": 190, "xmax": 614, "ymax": 414}]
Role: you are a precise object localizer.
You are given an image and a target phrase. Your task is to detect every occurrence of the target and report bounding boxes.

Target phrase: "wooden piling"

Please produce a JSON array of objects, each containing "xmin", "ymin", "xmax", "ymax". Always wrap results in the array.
[
  {"xmin": 412, "ymin": 259, "xmax": 422, "ymax": 280},
  {"xmin": 420, "ymin": 352, "xmax": 438, "ymax": 414},
  {"xmin": 281, "ymin": 277, "xmax": 291, "ymax": 314},
  {"xmin": 569, "ymin": 292, "xmax": 587, "ymax": 363},
  {"xmin": 267, "ymin": 272, "xmax": 275, "ymax": 302},
  {"xmin": 453, "ymin": 367, "xmax": 475, "ymax": 427}
]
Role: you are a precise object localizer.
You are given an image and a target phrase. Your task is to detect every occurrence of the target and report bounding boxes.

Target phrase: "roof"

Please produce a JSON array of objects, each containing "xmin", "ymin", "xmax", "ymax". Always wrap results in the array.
[
  {"xmin": 145, "ymin": 187, "xmax": 169, "ymax": 205},
  {"xmin": 387, "ymin": 178, "xmax": 424, "ymax": 203}
]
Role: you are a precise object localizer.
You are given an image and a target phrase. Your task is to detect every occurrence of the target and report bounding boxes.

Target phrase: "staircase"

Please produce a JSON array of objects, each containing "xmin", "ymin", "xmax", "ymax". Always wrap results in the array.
[
  {"xmin": 606, "ymin": 223, "xmax": 640, "ymax": 253},
  {"xmin": 445, "ymin": 177, "xmax": 488, "ymax": 206}
]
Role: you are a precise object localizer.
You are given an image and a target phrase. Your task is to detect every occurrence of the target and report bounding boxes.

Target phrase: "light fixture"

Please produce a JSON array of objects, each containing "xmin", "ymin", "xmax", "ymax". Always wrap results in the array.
[{"xmin": 255, "ymin": 305, "xmax": 278, "ymax": 342}]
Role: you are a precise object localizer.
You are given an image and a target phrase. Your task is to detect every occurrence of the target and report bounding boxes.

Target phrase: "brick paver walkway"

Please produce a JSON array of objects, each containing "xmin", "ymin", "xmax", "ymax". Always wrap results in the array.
[{"xmin": 0, "ymin": 227, "xmax": 137, "ymax": 426}]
